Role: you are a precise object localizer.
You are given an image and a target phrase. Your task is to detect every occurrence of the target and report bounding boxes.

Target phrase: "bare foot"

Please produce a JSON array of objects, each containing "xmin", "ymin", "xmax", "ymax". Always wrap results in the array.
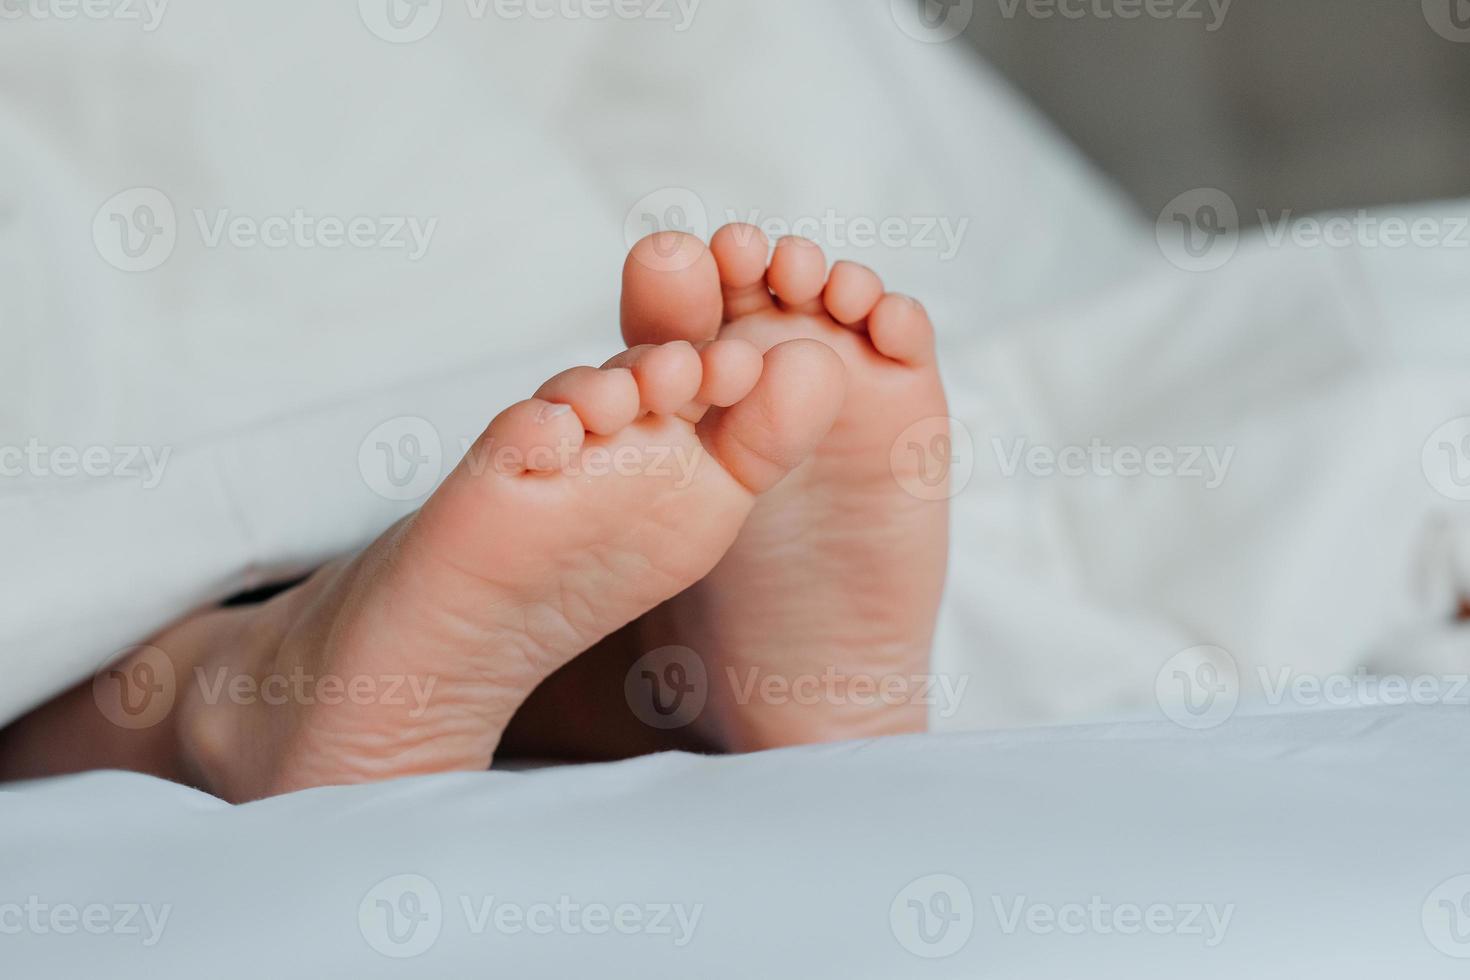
[
  {"xmin": 618, "ymin": 228, "xmax": 951, "ymax": 750},
  {"xmin": 72, "ymin": 338, "xmax": 844, "ymax": 801}
]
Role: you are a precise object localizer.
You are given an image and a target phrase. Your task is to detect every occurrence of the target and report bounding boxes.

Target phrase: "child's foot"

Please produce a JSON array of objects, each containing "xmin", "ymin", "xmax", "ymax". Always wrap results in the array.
[
  {"xmin": 169, "ymin": 338, "xmax": 844, "ymax": 800},
  {"xmin": 620, "ymin": 228, "xmax": 951, "ymax": 750}
]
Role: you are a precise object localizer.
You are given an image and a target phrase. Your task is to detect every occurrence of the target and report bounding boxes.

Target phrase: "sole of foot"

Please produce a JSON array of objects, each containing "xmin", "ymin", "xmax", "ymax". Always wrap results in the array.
[
  {"xmin": 175, "ymin": 336, "xmax": 844, "ymax": 800},
  {"xmin": 618, "ymin": 227, "xmax": 952, "ymax": 751}
]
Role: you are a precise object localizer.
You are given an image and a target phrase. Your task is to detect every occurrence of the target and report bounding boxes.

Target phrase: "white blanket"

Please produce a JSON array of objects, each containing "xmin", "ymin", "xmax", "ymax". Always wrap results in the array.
[
  {"xmin": 0, "ymin": 0, "xmax": 1143, "ymax": 727},
  {"xmin": 938, "ymin": 213, "xmax": 1470, "ymax": 730}
]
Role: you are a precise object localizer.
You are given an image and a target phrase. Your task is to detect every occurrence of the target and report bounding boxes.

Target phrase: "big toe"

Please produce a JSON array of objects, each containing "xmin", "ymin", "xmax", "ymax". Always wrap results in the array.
[
  {"xmin": 621, "ymin": 231, "xmax": 724, "ymax": 348},
  {"xmin": 699, "ymin": 339, "xmax": 846, "ymax": 494}
]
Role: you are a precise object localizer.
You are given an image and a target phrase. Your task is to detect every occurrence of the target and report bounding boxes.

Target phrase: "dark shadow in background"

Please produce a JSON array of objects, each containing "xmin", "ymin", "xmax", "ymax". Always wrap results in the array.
[{"xmin": 958, "ymin": 0, "xmax": 1470, "ymax": 222}]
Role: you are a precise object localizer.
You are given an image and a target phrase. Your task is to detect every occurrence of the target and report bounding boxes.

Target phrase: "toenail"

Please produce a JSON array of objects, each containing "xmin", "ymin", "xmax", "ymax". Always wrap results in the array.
[{"xmin": 537, "ymin": 403, "xmax": 572, "ymax": 423}]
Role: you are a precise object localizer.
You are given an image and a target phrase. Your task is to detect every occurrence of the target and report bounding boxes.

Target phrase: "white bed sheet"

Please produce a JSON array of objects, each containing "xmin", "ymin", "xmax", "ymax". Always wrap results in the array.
[{"xmin": 6, "ymin": 706, "xmax": 1470, "ymax": 978}]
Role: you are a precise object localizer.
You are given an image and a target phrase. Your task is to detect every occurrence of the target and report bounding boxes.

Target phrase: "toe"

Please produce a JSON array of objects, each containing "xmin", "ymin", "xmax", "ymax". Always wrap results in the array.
[
  {"xmin": 698, "ymin": 338, "xmax": 845, "ymax": 494},
  {"xmin": 534, "ymin": 366, "xmax": 640, "ymax": 436},
  {"xmin": 767, "ymin": 237, "xmax": 828, "ymax": 315},
  {"xmin": 696, "ymin": 338, "xmax": 764, "ymax": 408},
  {"xmin": 710, "ymin": 223, "xmax": 776, "ymax": 321},
  {"xmin": 621, "ymin": 232, "xmax": 723, "ymax": 349},
  {"xmin": 823, "ymin": 261, "xmax": 885, "ymax": 326},
  {"xmin": 605, "ymin": 341, "xmax": 704, "ymax": 416},
  {"xmin": 867, "ymin": 293, "xmax": 937, "ymax": 365},
  {"xmin": 473, "ymin": 399, "xmax": 586, "ymax": 476}
]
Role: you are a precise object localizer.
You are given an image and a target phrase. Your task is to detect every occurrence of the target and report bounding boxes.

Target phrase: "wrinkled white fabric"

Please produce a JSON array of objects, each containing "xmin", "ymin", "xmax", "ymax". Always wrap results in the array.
[{"xmin": 0, "ymin": 0, "xmax": 1142, "ymax": 726}]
